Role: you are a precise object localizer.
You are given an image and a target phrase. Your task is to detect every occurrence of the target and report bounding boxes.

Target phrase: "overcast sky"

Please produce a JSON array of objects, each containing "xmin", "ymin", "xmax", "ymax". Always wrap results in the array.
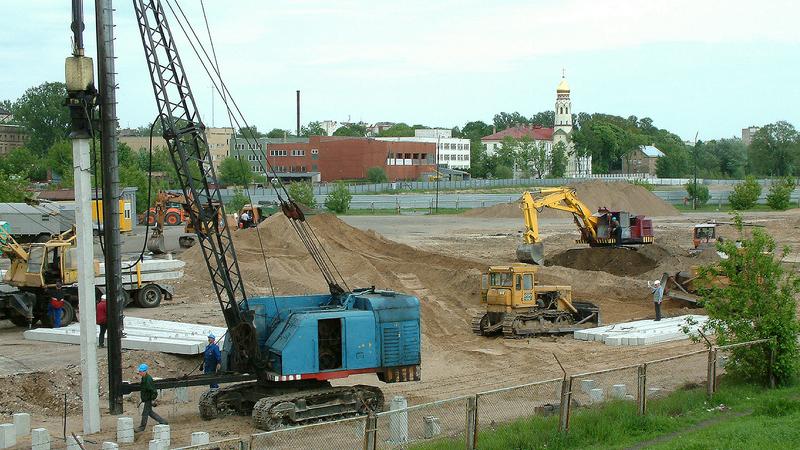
[{"xmin": 2, "ymin": 0, "xmax": 798, "ymax": 141}]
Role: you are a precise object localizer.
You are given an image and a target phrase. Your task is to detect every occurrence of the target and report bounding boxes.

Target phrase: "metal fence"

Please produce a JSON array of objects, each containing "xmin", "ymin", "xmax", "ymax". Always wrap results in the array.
[{"xmin": 170, "ymin": 338, "xmax": 774, "ymax": 450}]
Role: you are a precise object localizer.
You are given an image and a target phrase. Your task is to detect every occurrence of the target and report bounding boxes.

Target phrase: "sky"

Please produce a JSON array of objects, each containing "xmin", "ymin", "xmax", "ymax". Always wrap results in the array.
[{"xmin": 2, "ymin": 0, "xmax": 799, "ymax": 141}]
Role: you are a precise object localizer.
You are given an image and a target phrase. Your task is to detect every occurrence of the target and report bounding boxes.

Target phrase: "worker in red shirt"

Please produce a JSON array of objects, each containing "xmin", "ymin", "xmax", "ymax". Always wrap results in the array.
[{"xmin": 97, "ymin": 294, "xmax": 108, "ymax": 347}]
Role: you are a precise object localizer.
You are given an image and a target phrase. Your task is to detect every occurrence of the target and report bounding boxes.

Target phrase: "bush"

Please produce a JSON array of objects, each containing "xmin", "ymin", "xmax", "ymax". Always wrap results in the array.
[
  {"xmin": 226, "ymin": 188, "xmax": 249, "ymax": 213},
  {"xmin": 288, "ymin": 181, "xmax": 316, "ymax": 208},
  {"xmin": 324, "ymin": 182, "xmax": 352, "ymax": 213},
  {"xmin": 728, "ymin": 176, "xmax": 762, "ymax": 210},
  {"xmin": 631, "ymin": 179, "xmax": 655, "ymax": 192},
  {"xmin": 684, "ymin": 182, "xmax": 710, "ymax": 206},
  {"xmin": 766, "ymin": 177, "xmax": 796, "ymax": 211},
  {"xmin": 697, "ymin": 215, "xmax": 800, "ymax": 385},
  {"xmin": 493, "ymin": 165, "xmax": 513, "ymax": 179},
  {"xmin": 366, "ymin": 167, "xmax": 388, "ymax": 184}
]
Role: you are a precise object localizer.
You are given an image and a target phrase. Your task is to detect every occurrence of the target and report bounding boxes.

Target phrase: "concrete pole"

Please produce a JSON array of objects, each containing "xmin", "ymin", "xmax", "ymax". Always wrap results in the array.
[{"xmin": 72, "ymin": 136, "xmax": 101, "ymax": 433}]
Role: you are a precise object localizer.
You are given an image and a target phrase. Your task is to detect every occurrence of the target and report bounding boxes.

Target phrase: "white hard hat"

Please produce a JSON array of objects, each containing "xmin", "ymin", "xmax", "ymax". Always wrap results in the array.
[
  {"xmin": 653, "ymin": 280, "xmax": 661, "ymax": 285},
  {"xmin": 101, "ymin": 294, "xmax": 107, "ymax": 300}
]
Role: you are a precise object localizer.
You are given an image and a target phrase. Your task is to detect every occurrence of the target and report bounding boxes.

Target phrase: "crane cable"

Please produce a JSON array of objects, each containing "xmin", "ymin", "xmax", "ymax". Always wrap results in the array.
[{"xmin": 165, "ymin": 0, "xmax": 350, "ymax": 295}]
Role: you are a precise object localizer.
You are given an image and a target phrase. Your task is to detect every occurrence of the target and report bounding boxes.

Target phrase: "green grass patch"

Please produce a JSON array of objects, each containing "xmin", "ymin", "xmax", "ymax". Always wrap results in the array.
[
  {"xmin": 412, "ymin": 381, "xmax": 797, "ymax": 450},
  {"xmin": 339, "ymin": 208, "xmax": 468, "ymax": 216},
  {"xmin": 673, "ymin": 203, "xmax": 791, "ymax": 212}
]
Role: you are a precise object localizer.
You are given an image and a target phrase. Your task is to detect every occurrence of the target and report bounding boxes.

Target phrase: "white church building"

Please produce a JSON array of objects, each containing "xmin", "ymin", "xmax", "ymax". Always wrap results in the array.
[{"xmin": 481, "ymin": 74, "xmax": 592, "ymax": 177}]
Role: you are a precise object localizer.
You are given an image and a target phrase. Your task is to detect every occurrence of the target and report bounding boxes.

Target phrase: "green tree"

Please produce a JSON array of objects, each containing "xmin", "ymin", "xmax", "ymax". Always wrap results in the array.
[
  {"xmin": 656, "ymin": 147, "xmax": 690, "ymax": 178},
  {"xmin": 461, "ymin": 121, "xmax": 494, "ymax": 178},
  {"xmin": 300, "ymin": 121, "xmax": 327, "ymax": 137},
  {"xmin": 496, "ymin": 136, "xmax": 518, "ymax": 173},
  {"xmin": 47, "ymin": 139, "xmax": 74, "ymax": 186},
  {"xmin": 226, "ymin": 188, "xmax": 249, "ymax": 213},
  {"xmin": 332, "ymin": 123, "xmax": 367, "ymax": 137},
  {"xmin": 288, "ymin": 181, "xmax": 316, "ymax": 208},
  {"xmin": 324, "ymin": 182, "xmax": 352, "ymax": 213},
  {"xmin": 8, "ymin": 82, "xmax": 70, "ymax": 157},
  {"xmin": 749, "ymin": 121, "xmax": 799, "ymax": 176},
  {"xmin": 0, "ymin": 170, "xmax": 29, "ymax": 202},
  {"xmin": 0, "ymin": 146, "xmax": 46, "ymax": 180},
  {"xmin": 728, "ymin": 176, "xmax": 763, "ymax": 210},
  {"xmin": 550, "ymin": 141, "xmax": 568, "ymax": 178},
  {"xmin": 492, "ymin": 165, "xmax": 513, "ymax": 179},
  {"xmin": 529, "ymin": 111, "xmax": 555, "ymax": 128},
  {"xmin": 685, "ymin": 182, "xmax": 710, "ymax": 207},
  {"xmin": 766, "ymin": 177, "xmax": 796, "ymax": 211},
  {"xmin": 218, "ymin": 157, "xmax": 254, "ymax": 186},
  {"xmin": 266, "ymin": 128, "xmax": 289, "ymax": 138},
  {"xmin": 366, "ymin": 167, "xmax": 388, "ymax": 183},
  {"xmin": 697, "ymin": 219, "xmax": 799, "ymax": 385},
  {"xmin": 378, "ymin": 123, "xmax": 415, "ymax": 137},
  {"xmin": 492, "ymin": 112, "xmax": 529, "ymax": 131},
  {"xmin": 237, "ymin": 126, "xmax": 265, "ymax": 139}
]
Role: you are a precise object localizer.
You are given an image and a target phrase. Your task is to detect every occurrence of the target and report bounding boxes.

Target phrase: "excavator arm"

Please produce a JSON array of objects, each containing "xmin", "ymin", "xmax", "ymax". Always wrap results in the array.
[
  {"xmin": 146, "ymin": 191, "xmax": 189, "ymax": 254},
  {"xmin": 517, "ymin": 187, "xmax": 600, "ymax": 265},
  {"xmin": 0, "ymin": 223, "xmax": 29, "ymax": 262}
]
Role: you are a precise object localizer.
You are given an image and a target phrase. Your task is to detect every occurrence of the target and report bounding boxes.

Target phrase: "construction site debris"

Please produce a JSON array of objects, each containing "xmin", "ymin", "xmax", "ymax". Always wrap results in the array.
[{"xmin": 574, "ymin": 315, "xmax": 708, "ymax": 346}]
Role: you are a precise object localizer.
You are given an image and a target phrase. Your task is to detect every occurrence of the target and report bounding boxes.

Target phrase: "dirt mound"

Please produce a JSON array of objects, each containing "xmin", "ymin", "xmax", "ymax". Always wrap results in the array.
[
  {"xmin": 462, "ymin": 181, "xmax": 679, "ymax": 218},
  {"xmin": 546, "ymin": 247, "xmax": 659, "ymax": 276}
]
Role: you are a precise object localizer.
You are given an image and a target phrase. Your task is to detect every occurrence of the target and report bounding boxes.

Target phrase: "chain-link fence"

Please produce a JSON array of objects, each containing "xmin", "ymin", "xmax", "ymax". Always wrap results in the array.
[
  {"xmin": 249, "ymin": 415, "xmax": 368, "ymax": 450},
  {"xmin": 475, "ymin": 378, "xmax": 562, "ymax": 435},
  {"xmin": 372, "ymin": 395, "xmax": 472, "ymax": 449},
  {"xmin": 173, "ymin": 437, "xmax": 247, "ymax": 450},
  {"xmin": 712, "ymin": 338, "xmax": 775, "ymax": 395}
]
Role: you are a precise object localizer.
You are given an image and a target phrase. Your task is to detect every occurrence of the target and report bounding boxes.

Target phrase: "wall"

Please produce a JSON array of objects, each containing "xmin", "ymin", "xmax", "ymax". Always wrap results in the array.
[{"xmin": 315, "ymin": 137, "xmax": 435, "ymax": 182}]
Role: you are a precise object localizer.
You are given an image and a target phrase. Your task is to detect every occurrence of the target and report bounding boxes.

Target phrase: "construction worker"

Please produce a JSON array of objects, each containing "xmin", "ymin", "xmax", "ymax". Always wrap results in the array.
[
  {"xmin": 648, "ymin": 279, "xmax": 664, "ymax": 321},
  {"xmin": 48, "ymin": 281, "xmax": 65, "ymax": 328},
  {"xmin": 239, "ymin": 210, "xmax": 250, "ymax": 229},
  {"xmin": 97, "ymin": 294, "xmax": 108, "ymax": 347},
  {"xmin": 203, "ymin": 333, "xmax": 222, "ymax": 389},
  {"xmin": 135, "ymin": 363, "xmax": 167, "ymax": 432},
  {"xmin": 610, "ymin": 216, "xmax": 622, "ymax": 248}
]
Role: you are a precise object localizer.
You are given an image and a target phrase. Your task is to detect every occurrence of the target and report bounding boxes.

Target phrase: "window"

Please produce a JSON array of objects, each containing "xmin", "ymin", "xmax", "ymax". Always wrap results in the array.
[
  {"xmin": 481, "ymin": 274, "xmax": 488, "ymax": 291},
  {"xmin": 312, "ymin": 164, "xmax": 318, "ymax": 171},
  {"xmin": 515, "ymin": 275, "xmax": 522, "ymax": 290},
  {"xmin": 311, "ymin": 148, "xmax": 319, "ymax": 154},
  {"xmin": 489, "ymin": 272, "xmax": 513, "ymax": 287},
  {"xmin": 291, "ymin": 149, "xmax": 305, "ymax": 157},
  {"xmin": 523, "ymin": 274, "xmax": 533, "ymax": 290}
]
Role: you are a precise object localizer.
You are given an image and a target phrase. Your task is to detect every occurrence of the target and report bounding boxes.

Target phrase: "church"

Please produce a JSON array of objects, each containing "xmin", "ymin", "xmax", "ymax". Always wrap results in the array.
[{"xmin": 480, "ymin": 74, "xmax": 592, "ymax": 177}]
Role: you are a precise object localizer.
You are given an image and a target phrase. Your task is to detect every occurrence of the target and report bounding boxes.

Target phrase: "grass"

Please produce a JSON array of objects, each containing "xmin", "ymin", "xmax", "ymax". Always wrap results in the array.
[
  {"xmin": 411, "ymin": 381, "xmax": 800, "ymax": 450},
  {"xmin": 674, "ymin": 203, "xmax": 792, "ymax": 212},
  {"xmin": 340, "ymin": 208, "xmax": 469, "ymax": 216}
]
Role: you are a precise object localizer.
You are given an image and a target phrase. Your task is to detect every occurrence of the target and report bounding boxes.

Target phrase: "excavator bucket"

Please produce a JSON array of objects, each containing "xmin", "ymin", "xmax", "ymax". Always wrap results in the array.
[
  {"xmin": 147, "ymin": 234, "xmax": 167, "ymax": 255},
  {"xmin": 516, "ymin": 243, "xmax": 545, "ymax": 265}
]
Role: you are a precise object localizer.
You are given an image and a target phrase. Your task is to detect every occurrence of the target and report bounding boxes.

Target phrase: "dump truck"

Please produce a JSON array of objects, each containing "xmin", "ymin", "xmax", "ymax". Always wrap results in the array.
[
  {"xmin": 472, "ymin": 263, "xmax": 600, "ymax": 337},
  {"xmin": 0, "ymin": 221, "xmax": 183, "ymax": 327}
]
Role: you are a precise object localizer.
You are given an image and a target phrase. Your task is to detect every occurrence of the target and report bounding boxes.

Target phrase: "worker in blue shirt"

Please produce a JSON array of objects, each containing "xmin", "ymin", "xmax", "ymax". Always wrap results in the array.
[{"xmin": 203, "ymin": 333, "xmax": 222, "ymax": 389}]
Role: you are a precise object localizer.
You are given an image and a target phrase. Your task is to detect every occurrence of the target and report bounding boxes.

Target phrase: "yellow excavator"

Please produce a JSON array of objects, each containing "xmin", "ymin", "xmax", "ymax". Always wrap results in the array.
[
  {"xmin": 472, "ymin": 264, "xmax": 600, "ymax": 337},
  {"xmin": 517, "ymin": 187, "xmax": 655, "ymax": 265}
]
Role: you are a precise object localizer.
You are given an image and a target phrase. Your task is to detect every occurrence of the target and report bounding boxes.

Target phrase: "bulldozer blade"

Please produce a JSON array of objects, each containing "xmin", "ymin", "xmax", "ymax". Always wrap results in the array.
[
  {"xmin": 516, "ymin": 243, "xmax": 545, "ymax": 265},
  {"xmin": 147, "ymin": 234, "xmax": 166, "ymax": 254}
]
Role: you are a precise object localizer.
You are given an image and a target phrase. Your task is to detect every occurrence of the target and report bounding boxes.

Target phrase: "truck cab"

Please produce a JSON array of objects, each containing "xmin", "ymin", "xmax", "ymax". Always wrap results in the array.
[{"xmin": 480, "ymin": 264, "xmax": 573, "ymax": 314}]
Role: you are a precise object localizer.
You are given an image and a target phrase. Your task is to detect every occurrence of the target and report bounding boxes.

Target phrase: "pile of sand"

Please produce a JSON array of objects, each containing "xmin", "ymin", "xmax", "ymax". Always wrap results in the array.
[{"xmin": 461, "ymin": 181, "xmax": 679, "ymax": 219}]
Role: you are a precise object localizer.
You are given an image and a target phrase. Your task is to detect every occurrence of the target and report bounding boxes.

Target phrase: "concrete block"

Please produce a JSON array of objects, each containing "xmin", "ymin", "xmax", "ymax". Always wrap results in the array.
[
  {"xmin": 589, "ymin": 388, "xmax": 604, "ymax": 403},
  {"xmin": 12, "ymin": 413, "xmax": 30, "ymax": 436},
  {"xmin": 580, "ymin": 379, "xmax": 595, "ymax": 394},
  {"xmin": 175, "ymin": 386, "xmax": 190, "ymax": 403},
  {"xmin": 422, "ymin": 416, "xmax": 441, "ymax": 439},
  {"xmin": 102, "ymin": 442, "xmax": 119, "ymax": 450},
  {"xmin": 0, "ymin": 423, "xmax": 15, "ymax": 449},
  {"xmin": 191, "ymin": 432, "xmax": 210, "ymax": 445},
  {"xmin": 625, "ymin": 394, "xmax": 635, "ymax": 401},
  {"xmin": 389, "ymin": 395, "xmax": 408, "ymax": 445},
  {"xmin": 149, "ymin": 439, "xmax": 166, "ymax": 450},
  {"xmin": 647, "ymin": 387, "xmax": 662, "ymax": 398},
  {"xmin": 31, "ymin": 428, "xmax": 50, "ymax": 450},
  {"xmin": 66, "ymin": 435, "xmax": 83, "ymax": 450},
  {"xmin": 612, "ymin": 384, "xmax": 627, "ymax": 399},
  {"xmin": 153, "ymin": 424, "xmax": 170, "ymax": 447},
  {"xmin": 117, "ymin": 417, "xmax": 134, "ymax": 444}
]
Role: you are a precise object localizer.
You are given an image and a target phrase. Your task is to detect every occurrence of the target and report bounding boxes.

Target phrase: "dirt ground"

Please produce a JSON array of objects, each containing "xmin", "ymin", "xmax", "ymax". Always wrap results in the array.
[{"xmin": 2, "ymin": 184, "xmax": 800, "ymax": 447}]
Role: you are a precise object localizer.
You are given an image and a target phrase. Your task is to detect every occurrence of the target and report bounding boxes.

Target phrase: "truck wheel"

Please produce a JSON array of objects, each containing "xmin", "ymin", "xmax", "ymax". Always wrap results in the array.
[
  {"xmin": 61, "ymin": 302, "xmax": 76, "ymax": 326},
  {"xmin": 136, "ymin": 284, "xmax": 163, "ymax": 308},
  {"xmin": 7, "ymin": 310, "xmax": 31, "ymax": 327},
  {"xmin": 165, "ymin": 212, "xmax": 181, "ymax": 226}
]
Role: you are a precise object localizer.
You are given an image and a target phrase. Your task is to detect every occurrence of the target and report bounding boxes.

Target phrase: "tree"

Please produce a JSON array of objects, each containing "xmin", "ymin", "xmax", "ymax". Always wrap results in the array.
[
  {"xmin": 266, "ymin": 128, "xmax": 289, "ymax": 139},
  {"xmin": 8, "ymin": 82, "xmax": 70, "ymax": 157},
  {"xmin": 728, "ymin": 176, "xmax": 762, "ymax": 210},
  {"xmin": 332, "ymin": 123, "xmax": 367, "ymax": 137},
  {"xmin": 492, "ymin": 112, "xmax": 529, "ymax": 131},
  {"xmin": 697, "ymin": 218, "xmax": 799, "ymax": 385},
  {"xmin": 766, "ymin": 177, "xmax": 796, "ymax": 211},
  {"xmin": 529, "ymin": 111, "xmax": 555, "ymax": 128},
  {"xmin": 0, "ymin": 146, "xmax": 46, "ymax": 180},
  {"xmin": 685, "ymin": 182, "xmax": 710, "ymax": 207},
  {"xmin": 324, "ymin": 182, "xmax": 352, "ymax": 213},
  {"xmin": 493, "ymin": 165, "xmax": 513, "ymax": 179},
  {"xmin": 378, "ymin": 123, "xmax": 415, "ymax": 137},
  {"xmin": 656, "ymin": 147, "xmax": 690, "ymax": 178},
  {"xmin": 0, "ymin": 170, "xmax": 29, "ymax": 202},
  {"xmin": 300, "ymin": 121, "xmax": 327, "ymax": 137},
  {"xmin": 47, "ymin": 139, "xmax": 74, "ymax": 187},
  {"xmin": 550, "ymin": 141, "xmax": 568, "ymax": 178},
  {"xmin": 237, "ymin": 126, "xmax": 265, "ymax": 139},
  {"xmin": 226, "ymin": 188, "xmax": 249, "ymax": 214},
  {"xmin": 366, "ymin": 167, "xmax": 388, "ymax": 183},
  {"xmin": 218, "ymin": 157, "xmax": 254, "ymax": 187},
  {"xmin": 749, "ymin": 121, "xmax": 799, "ymax": 176},
  {"xmin": 288, "ymin": 181, "xmax": 316, "ymax": 208}
]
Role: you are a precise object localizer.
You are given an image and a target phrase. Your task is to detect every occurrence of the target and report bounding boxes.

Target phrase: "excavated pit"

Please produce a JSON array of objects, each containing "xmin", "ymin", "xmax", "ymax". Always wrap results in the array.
[{"xmin": 546, "ymin": 247, "xmax": 659, "ymax": 276}]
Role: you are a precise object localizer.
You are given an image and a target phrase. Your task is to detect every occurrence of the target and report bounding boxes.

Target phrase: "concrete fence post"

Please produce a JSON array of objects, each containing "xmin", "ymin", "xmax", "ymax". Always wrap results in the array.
[
  {"xmin": 116, "ymin": 417, "xmax": 134, "ymax": 444},
  {"xmin": 465, "ymin": 396, "xmax": 478, "ymax": 450},
  {"xmin": 31, "ymin": 428, "xmax": 50, "ymax": 450},
  {"xmin": 706, "ymin": 347, "xmax": 718, "ymax": 398},
  {"xmin": 12, "ymin": 413, "xmax": 30, "ymax": 437},
  {"xmin": 0, "ymin": 423, "xmax": 15, "ymax": 449},
  {"xmin": 559, "ymin": 377, "xmax": 574, "ymax": 434},
  {"xmin": 191, "ymin": 432, "xmax": 210, "ymax": 446},
  {"xmin": 362, "ymin": 414, "xmax": 377, "ymax": 450},
  {"xmin": 637, "ymin": 364, "xmax": 647, "ymax": 415}
]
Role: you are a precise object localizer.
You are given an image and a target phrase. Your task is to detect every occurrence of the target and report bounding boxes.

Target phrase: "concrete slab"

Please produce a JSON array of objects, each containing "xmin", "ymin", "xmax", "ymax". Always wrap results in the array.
[
  {"xmin": 24, "ymin": 317, "xmax": 226, "ymax": 355},
  {"xmin": 574, "ymin": 315, "xmax": 708, "ymax": 347}
]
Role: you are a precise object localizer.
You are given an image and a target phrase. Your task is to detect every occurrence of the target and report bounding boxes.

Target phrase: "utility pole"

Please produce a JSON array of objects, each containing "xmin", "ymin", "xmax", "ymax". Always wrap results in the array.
[
  {"xmin": 65, "ymin": 0, "xmax": 101, "ymax": 433},
  {"xmin": 296, "ymin": 90, "xmax": 301, "ymax": 137},
  {"xmin": 96, "ymin": 0, "xmax": 124, "ymax": 414},
  {"xmin": 435, "ymin": 134, "xmax": 440, "ymax": 213},
  {"xmin": 693, "ymin": 131, "xmax": 699, "ymax": 211}
]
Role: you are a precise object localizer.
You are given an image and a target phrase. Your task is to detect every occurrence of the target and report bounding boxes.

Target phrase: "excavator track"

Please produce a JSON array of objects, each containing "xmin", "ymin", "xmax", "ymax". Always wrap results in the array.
[
  {"xmin": 501, "ymin": 310, "xmax": 579, "ymax": 338},
  {"xmin": 471, "ymin": 313, "xmax": 488, "ymax": 335},
  {"xmin": 251, "ymin": 385, "xmax": 384, "ymax": 431}
]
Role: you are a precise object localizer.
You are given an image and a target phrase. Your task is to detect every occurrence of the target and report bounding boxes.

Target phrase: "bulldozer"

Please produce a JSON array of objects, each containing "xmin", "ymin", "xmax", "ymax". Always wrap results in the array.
[
  {"xmin": 517, "ymin": 187, "xmax": 654, "ymax": 265},
  {"xmin": 471, "ymin": 264, "xmax": 600, "ymax": 337}
]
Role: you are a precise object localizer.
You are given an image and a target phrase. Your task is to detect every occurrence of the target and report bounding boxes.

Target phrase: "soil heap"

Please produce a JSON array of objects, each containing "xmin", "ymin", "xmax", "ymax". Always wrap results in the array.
[{"xmin": 461, "ymin": 180, "xmax": 679, "ymax": 218}]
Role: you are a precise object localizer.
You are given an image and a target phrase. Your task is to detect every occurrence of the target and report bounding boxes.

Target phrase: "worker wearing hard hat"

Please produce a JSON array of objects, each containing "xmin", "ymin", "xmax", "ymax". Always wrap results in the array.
[
  {"xmin": 203, "ymin": 334, "xmax": 222, "ymax": 389},
  {"xmin": 135, "ymin": 363, "xmax": 168, "ymax": 432},
  {"xmin": 647, "ymin": 279, "xmax": 664, "ymax": 321}
]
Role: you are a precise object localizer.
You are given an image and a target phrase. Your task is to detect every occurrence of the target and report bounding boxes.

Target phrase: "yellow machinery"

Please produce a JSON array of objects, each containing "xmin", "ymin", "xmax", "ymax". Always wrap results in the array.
[
  {"xmin": 472, "ymin": 264, "xmax": 600, "ymax": 337},
  {"xmin": 517, "ymin": 187, "xmax": 655, "ymax": 265},
  {"xmin": 91, "ymin": 198, "xmax": 133, "ymax": 233}
]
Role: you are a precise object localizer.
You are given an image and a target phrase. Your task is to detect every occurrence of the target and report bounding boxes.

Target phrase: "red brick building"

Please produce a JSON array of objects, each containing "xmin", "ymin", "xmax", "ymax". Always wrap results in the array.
[{"xmin": 245, "ymin": 137, "xmax": 436, "ymax": 182}]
